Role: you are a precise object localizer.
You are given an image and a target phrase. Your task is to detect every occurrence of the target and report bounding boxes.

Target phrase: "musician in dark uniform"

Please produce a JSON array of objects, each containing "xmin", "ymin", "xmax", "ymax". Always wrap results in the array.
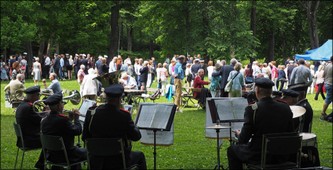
[
  {"xmin": 41, "ymin": 92, "xmax": 87, "ymax": 169},
  {"xmin": 82, "ymin": 84, "xmax": 147, "ymax": 169},
  {"xmin": 227, "ymin": 78, "xmax": 294, "ymax": 170},
  {"xmin": 15, "ymin": 86, "xmax": 44, "ymax": 169},
  {"xmin": 281, "ymin": 89, "xmax": 313, "ymax": 133}
]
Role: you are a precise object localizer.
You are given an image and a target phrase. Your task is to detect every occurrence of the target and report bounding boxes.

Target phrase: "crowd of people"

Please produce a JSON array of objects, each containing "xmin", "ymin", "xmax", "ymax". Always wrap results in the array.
[{"xmin": 2, "ymin": 51, "xmax": 332, "ymax": 169}]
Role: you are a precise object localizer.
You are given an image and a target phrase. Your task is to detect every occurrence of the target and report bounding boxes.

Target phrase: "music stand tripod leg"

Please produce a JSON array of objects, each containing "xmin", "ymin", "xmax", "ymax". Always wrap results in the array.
[{"xmin": 153, "ymin": 129, "xmax": 157, "ymax": 170}]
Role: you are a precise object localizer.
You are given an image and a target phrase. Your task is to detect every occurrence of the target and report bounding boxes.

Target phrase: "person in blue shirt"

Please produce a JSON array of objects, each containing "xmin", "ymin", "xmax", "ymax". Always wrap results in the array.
[{"xmin": 173, "ymin": 55, "xmax": 185, "ymax": 112}]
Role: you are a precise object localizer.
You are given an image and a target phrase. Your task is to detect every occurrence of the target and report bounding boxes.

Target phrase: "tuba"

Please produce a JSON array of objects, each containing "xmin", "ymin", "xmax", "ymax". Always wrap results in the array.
[
  {"xmin": 94, "ymin": 71, "xmax": 122, "ymax": 103},
  {"xmin": 33, "ymin": 90, "xmax": 81, "ymax": 117}
]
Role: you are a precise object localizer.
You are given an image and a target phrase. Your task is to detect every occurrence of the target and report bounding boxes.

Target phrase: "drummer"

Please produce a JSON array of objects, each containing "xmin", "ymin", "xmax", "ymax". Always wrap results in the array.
[{"xmin": 227, "ymin": 78, "xmax": 294, "ymax": 170}]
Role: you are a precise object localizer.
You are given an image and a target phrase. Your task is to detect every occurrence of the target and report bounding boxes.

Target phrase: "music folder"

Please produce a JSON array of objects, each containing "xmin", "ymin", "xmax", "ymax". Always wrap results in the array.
[{"xmin": 135, "ymin": 103, "xmax": 176, "ymax": 131}]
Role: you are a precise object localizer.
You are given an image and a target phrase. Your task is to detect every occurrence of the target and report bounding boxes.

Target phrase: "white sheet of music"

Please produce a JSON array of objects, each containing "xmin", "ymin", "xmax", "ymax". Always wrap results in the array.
[
  {"xmin": 206, "ymin": 97, "xmax": 247, "ymax": 138},
  {"xmin": 78, "ymin": 99, "xmax": 96, "ymax": 122}
]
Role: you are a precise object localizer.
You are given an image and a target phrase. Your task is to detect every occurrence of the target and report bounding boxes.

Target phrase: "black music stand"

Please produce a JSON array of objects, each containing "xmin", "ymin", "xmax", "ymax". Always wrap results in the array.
[
  {"xmin": 135, "ymin": 103, "xmax": 177, "ymax": 170},
  {"xmin": 207, "ymin": 100, "xmax": 230, "ymax": 170}
]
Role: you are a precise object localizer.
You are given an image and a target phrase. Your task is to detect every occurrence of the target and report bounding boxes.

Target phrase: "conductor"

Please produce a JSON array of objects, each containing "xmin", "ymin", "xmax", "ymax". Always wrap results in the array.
[
  {"xmin": 227, "ymin": 78, "xmax": 294, "ymax": 170},
  {"xmin": 82, "ymin": 84, "xmax": 147, "ymax": 169}
]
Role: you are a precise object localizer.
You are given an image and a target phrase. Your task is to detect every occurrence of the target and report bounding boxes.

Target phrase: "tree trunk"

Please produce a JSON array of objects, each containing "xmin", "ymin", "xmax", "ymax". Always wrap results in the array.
[
  {"xmin": 38, "ymin": 40, "xmax": 46, "ymax": 57},
  {"xmin": 26, "ymin": 41, "xmax": 33, "ymax": 78},
  {"xmin": 149, "ymin": 40, "xmax": 154, "ymax": 58},
  {"xmin": 109, "ymin": 1, "xmax": 120, "ymax": 61},
  {"xmin": 267, "ymin": 30, "xmax": 275, "ymax": 62},
  {"xmin": 250, "ymin": 0, "xmax": 256, "ymax": 36},
  {"xmin": 127, "ymin": 26, "xmax": 133, "ymax": 51},
  {"xmin": 46, "ymin": 39, "xmax": 52, "ymax": 56},
  {"xmin": 306, "ymin": 1, "xmax": 320, "ymax": 49},
  {"xmin": 184, "ymin": 0, "xmax": 190, "ymax": 54}
]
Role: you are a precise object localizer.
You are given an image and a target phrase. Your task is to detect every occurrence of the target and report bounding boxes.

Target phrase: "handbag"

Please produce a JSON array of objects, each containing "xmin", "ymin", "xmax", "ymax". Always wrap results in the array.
[{"xmin": 225, "ymin": 72, "xmax": 239, "ymax": 92}]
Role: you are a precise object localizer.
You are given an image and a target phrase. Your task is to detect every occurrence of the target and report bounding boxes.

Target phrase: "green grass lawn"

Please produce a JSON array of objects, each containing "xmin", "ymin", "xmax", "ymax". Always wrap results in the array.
[{"xmin": 1, "ymin": 79, "xmax": 332, "ymax": 169}]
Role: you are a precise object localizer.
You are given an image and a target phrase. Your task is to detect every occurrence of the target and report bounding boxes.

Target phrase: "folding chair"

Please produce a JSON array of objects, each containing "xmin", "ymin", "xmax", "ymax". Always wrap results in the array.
[
  {"xmin": 86, "ymin": 138, "xmax": 127, "ymax": 169},
  {"xmin": 40, "ymin": 134, "xmax": 87, "ymax": 169},
  {"xmin": 246, "ymin": 132, "xmax": 302, "ymax": 170},
  {"xmin": 13, "ymin": 122, "xmax": 41, "ymax": 169}
]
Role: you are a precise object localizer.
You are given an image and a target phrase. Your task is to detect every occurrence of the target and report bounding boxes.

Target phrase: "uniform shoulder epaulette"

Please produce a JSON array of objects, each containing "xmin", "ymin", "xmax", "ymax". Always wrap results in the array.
[
  {"xmin": 120, "ymin": 108, "xmax": 130, "ymax": 114},
  {"xmin": 58, "ymin": 114, "xmax": 69, "ymax": 119}
]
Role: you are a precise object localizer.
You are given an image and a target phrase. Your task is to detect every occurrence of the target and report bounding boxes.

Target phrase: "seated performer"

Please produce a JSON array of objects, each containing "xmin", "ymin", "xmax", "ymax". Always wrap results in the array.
[
  {"xmin": 119, "ymin": 72, "xmax": 138, "ymax": 89},
  {"xmin": 15, "ymin": 86, "xmax": 44, "ymax": 169},
  {"xmin": 42, "ymin": 73, "xmax": 62, "ymax": 94},
  {"xmin": 82, "ymin": 84, "xmax": 147, "ymax": 169},
  {"xmin": 41, "ymin": 92, "xmax": 86, "ymax": 169},
  {"xmin": 4, "ymin": 73, "xmax": 25, "ymax": 101},
  {"xmin": 227, "ymin": 78, "xmax": 294, "ymax": 170},
  {"xmin": 193, "ymin": 69, "xmax": 211, "ymax": 108}
]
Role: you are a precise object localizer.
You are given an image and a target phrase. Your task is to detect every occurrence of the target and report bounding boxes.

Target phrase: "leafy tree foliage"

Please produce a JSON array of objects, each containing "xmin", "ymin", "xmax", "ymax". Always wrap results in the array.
[{"xmin": 1, "ymin": 1, "xmax": 331, "ymax": 64}]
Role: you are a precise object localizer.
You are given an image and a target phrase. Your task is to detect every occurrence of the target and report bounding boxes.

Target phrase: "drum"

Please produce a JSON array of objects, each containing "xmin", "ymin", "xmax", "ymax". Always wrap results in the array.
[{"xmin": 300, "ymin": 132, "xmax": 317, "ymax": 148}]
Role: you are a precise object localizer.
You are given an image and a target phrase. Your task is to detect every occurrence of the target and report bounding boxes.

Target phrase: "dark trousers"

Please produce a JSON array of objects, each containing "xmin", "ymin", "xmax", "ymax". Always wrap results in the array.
[
  {"xmin": 43, "ymin": 65, "xmax": 50, "ymax": 79},
  {"xmin": 276, "ymin": 80, "xmax": 286, "ymax": 91},
  {"xmin": 227, "ymin": 146, "xmax": 244, "ymax": 170},
  {"xmin": 220, "ymin": 88, "xmax": 229, "ymax": 97},
  {"xmin": 314, "ymin": 83, "xmax": 326, "ymax": 100}
]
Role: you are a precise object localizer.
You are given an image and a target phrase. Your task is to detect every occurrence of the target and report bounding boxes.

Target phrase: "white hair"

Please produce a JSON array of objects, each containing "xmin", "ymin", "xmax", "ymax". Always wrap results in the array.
[{"xmin": 80, "ymin": 64, "xmax": 85, "ymax": 69}]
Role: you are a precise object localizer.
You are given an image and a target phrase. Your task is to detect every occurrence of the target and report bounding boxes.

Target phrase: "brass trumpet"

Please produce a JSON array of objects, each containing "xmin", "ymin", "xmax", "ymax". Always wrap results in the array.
[{"xmin": 33, "ymin": 90, "xmax": 81, "ymax": 117}]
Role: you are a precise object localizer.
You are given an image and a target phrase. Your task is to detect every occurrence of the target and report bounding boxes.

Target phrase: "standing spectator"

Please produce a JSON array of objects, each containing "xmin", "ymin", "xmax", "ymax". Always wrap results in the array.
[
  {"xmin": 116, "ymin": 55, "xmax": 123, "ymax": 71},
  {"xmin": 139, "ymin": 61, "xmax": 149, "ymax": 91},
  {"xmin": 126, "ymin": 60, "xmax": 134, "ymax": 77},
  {"xmin": 73, "ymin": 54, "xmax": 80, "ymax": 79},
  {"xmin": 158, "ymin": 63, "xmax": 169, "ymax": 95},
  {"xmin": 135, "ymin": 58, "xmax": 143, "ymax": 89},
  {"xmin": 269, "ymin": 61, "xmax": 278, "ymax": 90},
  {"xmin": 32, "ymin": 57, "xmax": 42, "ymax": 86},
  {"xmin": 8, "ymin": 55, "xmax": 16, "ymax": 78},
  {"xmin": 207, "ymin": 60, "xmax": 214, "ymax": 81},
  {"xmin": 210, "ymin": 63, "xmax": 222, "ymax": 97},
  {"xmin": 314, "ymin": 64, "xmax": 325, "ymax": 100},
  {"xmin": 20, "ymin": 54, "xmax": 28, "ymax": 78},
  {"xmin": 261, "ymin": 63, "xmax": 271, "ymax": 78},
  {"xmin": 191, "ymin": 59, "xmax": 202, "ymax": 78},
  {"xmin": 77, "ymin": 65, "xmax": 86, "ymax": 85},
  {"xmin": 59, "ymin": 54, "xmax": 65, "ymax": 80},
  {"xmin": 173, "ymin": 55, "xmax": 185, "ymax": 112},
  {"xmin": 11, "ymin": 61, "xmax": 20, "ymax": 80},
  {"xmin": 67, "ymin": 55, "xmax": 74, "ymax": 80},
  {"xmin": 147, "ymin": 60, "xmax": 155, "ymax": 88},
  {"xmin": 108, "ymin": 56, "xmax": 117, "ymax": 73},
  {"xmin": 252, "ymin": 61, "xmax": 261, "ymax": 79},
  {"xmin": 289, "ymin": 59, "xmax": 313, "ymax": 99},
  {"xmin": 212, "ymin": 58, "xmax": 237, "ymax": 97},
  {"xmin": 43, "ymin": 54, "xmax": 51, "ymax": 79},
  {"xmin": 1, "ymin": 62, "xmax": 9, "ymax": 81},
  {"xmin": 80, "ymin": 68, "xmax": 98, "ymax": 100},
  {"xmin": 287, "ymin": 60, "xmax": 296, "ymax": 82},
  {"xmin": 95, "ymin": 56, "xmax": 103, "ymax": 75},
  {"xmin": 80, "ymin": 54, "xmax": 88, "ymax": 74},
  {"xmin": 185, "ymin": 63, "xmax": 193, "ymax": 87},
  {"xmin": 244, "ymin": 63, "xmax": 254, "ymax": 84},
  {"xmin": 227, "ymin": 62, "xmax": 245, "ymax": 97},
  {"xmin": 53, "ymin": 54, "xmax": 61, "ymax": 80},
  {"xmin": 276, "ymin": 65, "xmax": 287, "ymax": 91},
  {"xmin": 101, "ymin": 58, "xmax": 109, "ymax": 75},
  {"xmin": 321, "ymin": 56, "xmax": 332, "ymax": 121}
]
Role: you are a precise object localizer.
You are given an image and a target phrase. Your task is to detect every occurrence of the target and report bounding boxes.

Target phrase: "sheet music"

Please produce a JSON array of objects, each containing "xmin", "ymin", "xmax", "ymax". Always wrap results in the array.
[
  {"xmin": 136, "ymin": 103, "xmax": 176, "ymax": 130},
  {"xmin": 206, "ymin": 97, "xmax": 247, "ymax": 138},
  {"xmin": 79, "ymin": 99, "xmax": 96, "ymax": 122}
]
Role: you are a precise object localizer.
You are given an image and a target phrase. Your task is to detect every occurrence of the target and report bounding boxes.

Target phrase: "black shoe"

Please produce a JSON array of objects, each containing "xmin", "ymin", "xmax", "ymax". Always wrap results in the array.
[
  {"xmin": 314, "ymin": 97, "xmax": 318, "ymax": 100},
  {"xmin": 320, "ymin": 113, "xmax": 328, "ymax": 121}
]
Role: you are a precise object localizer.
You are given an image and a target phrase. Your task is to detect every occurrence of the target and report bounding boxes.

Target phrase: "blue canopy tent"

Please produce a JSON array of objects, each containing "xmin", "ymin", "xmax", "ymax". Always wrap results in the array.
[{"xmin": 295, "ymin": 39, "xmax": 332, "ymax": 61}]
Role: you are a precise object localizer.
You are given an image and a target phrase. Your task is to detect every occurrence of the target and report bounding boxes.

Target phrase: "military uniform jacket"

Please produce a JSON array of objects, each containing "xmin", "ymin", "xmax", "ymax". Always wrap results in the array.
[
  {"xmin": 235, "ymin": 97, "xmax": 294, "ymax": 162},
  {"xmin": 41, "ymin": 112, "xmax": 82, "ymax": 151},
  {"xmin": 15, "ymin": 100, "xmax": 42, "ymax": 148},
  {"xmin": 82, "ymin": 103, "xmax": 141, "ymax": 161}
]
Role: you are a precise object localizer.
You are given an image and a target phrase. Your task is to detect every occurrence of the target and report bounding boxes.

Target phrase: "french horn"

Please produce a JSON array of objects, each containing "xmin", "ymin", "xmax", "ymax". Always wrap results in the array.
[{"xmin": 33, "ymin": 90, "xmax": 81, "ymax": 117}]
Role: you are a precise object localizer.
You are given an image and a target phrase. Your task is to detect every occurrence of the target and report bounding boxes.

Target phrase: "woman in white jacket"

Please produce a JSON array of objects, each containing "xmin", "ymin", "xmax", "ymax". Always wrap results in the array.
[{"xmin": 80, "ymin": 68, "xmax": 98, "ymax": 100}]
